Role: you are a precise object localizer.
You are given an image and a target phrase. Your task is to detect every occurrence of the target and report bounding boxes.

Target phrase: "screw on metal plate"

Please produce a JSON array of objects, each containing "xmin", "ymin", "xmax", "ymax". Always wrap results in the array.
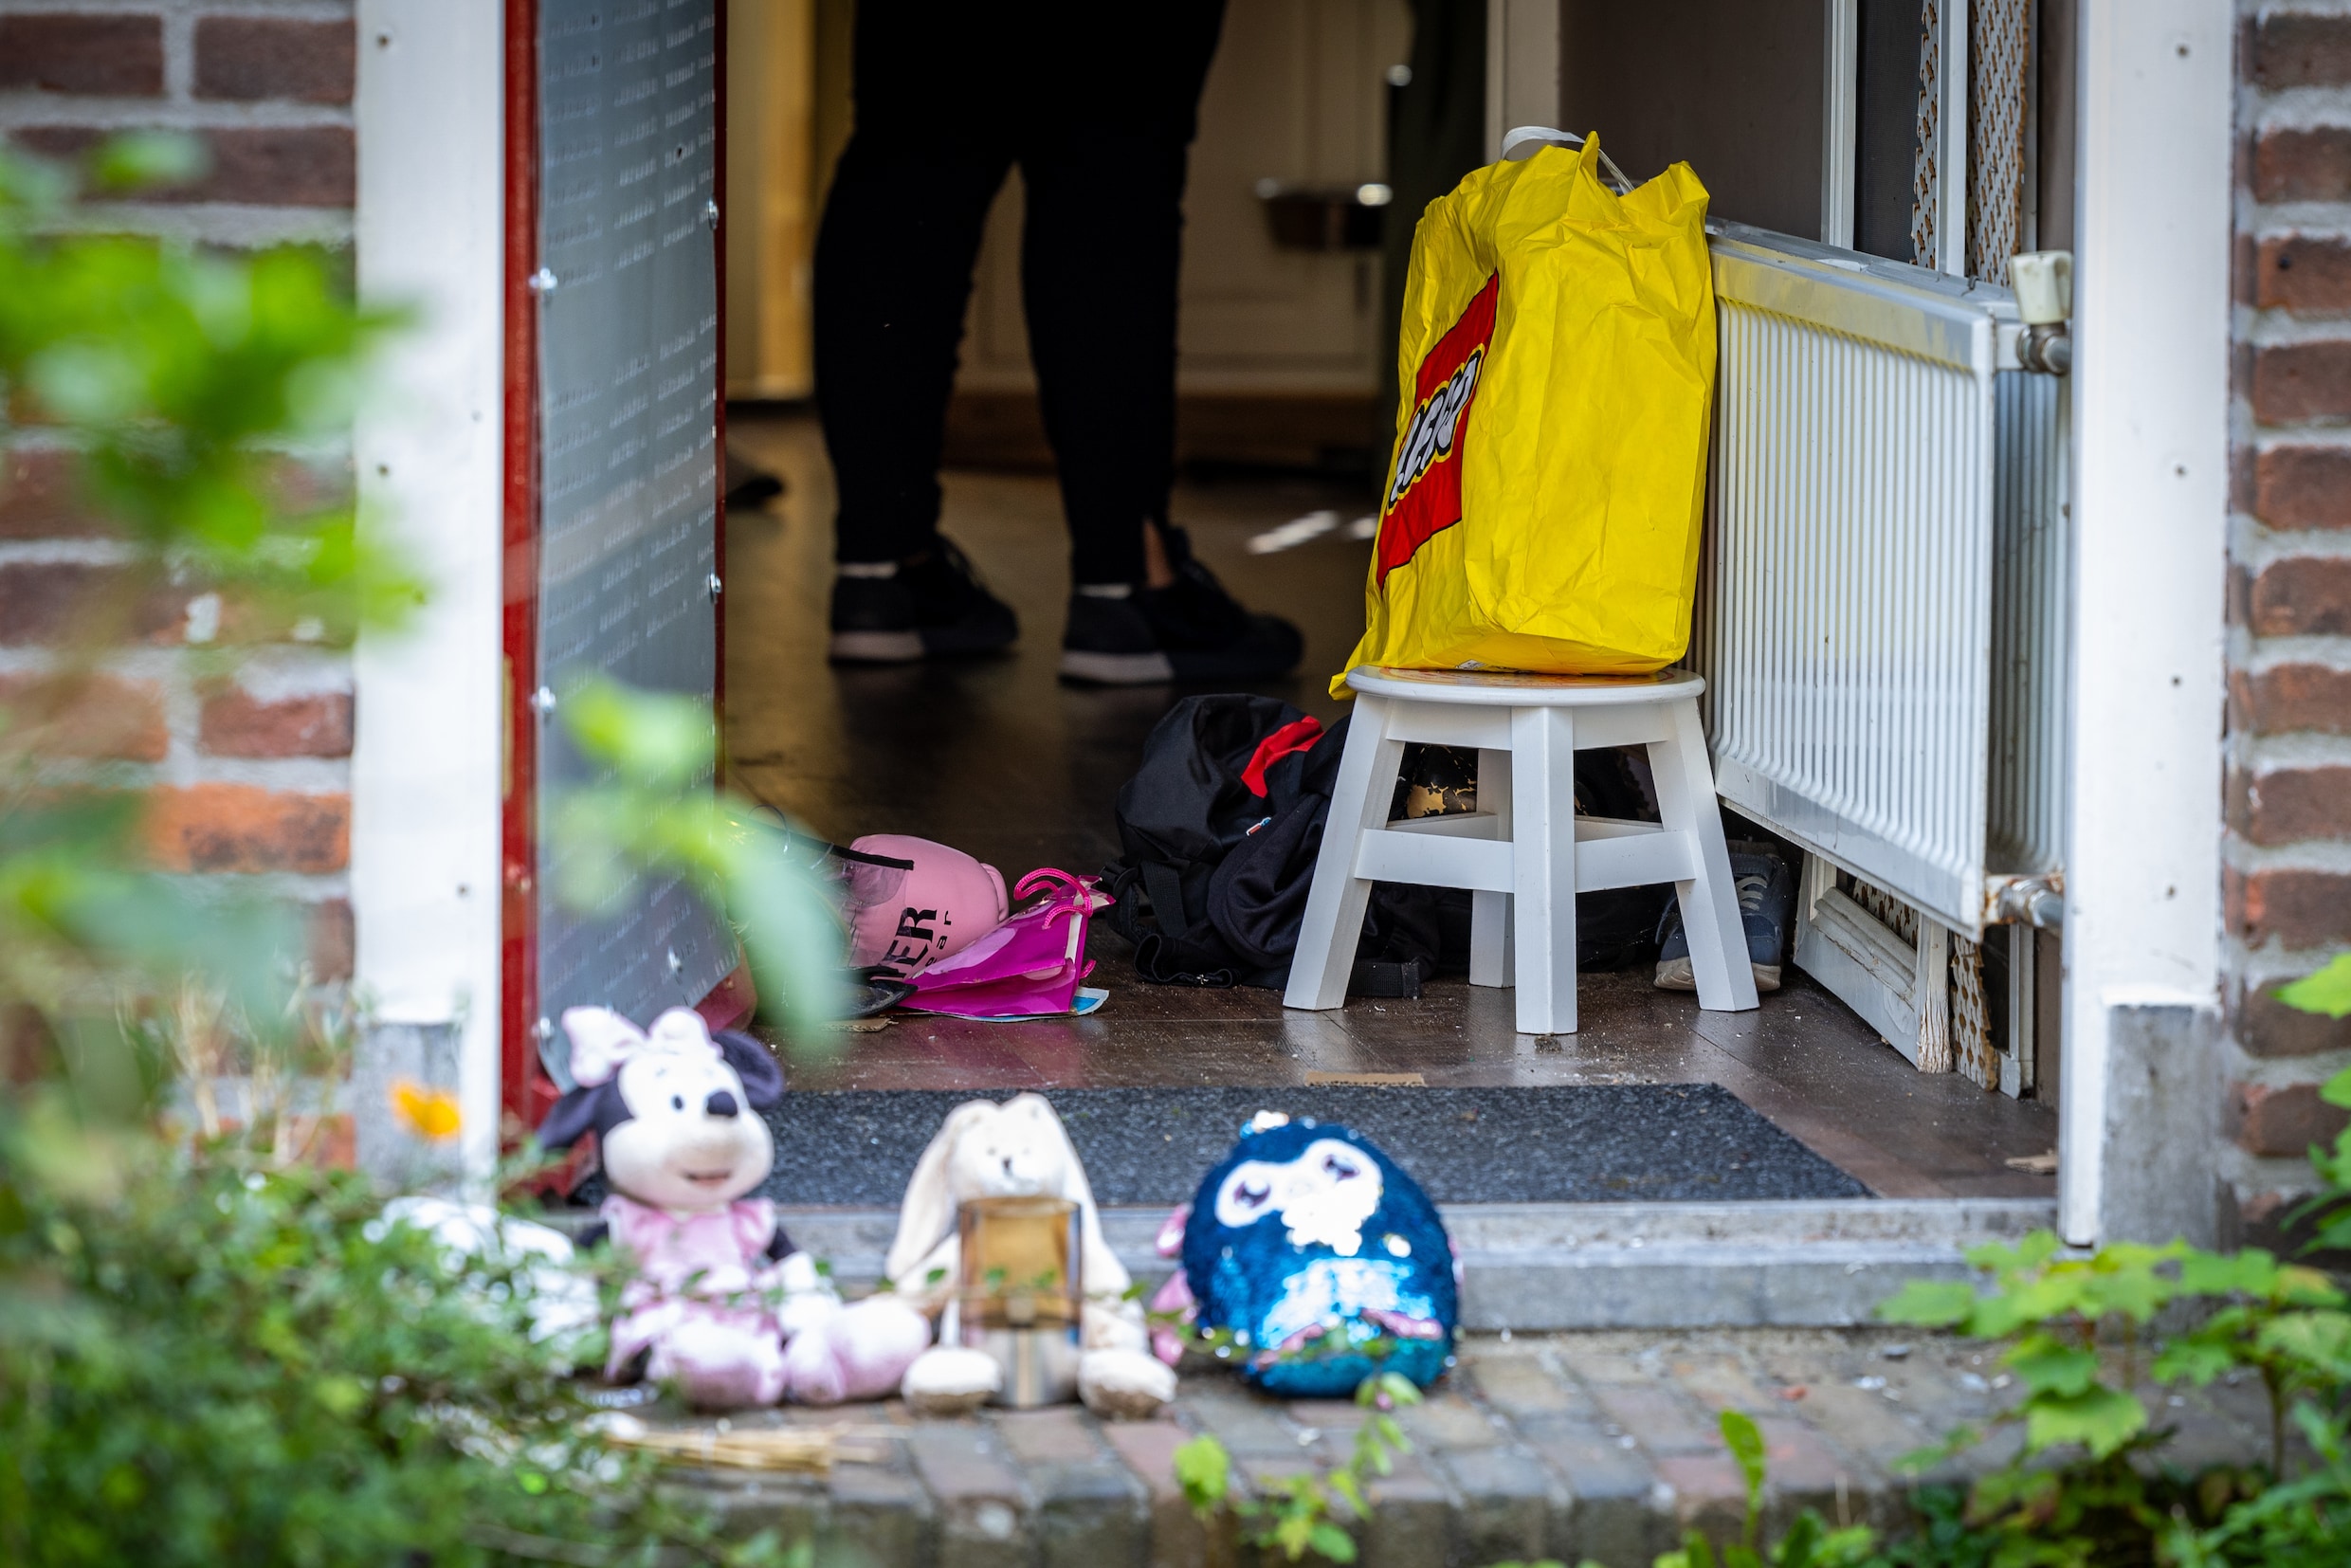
[
  {"xmin": 666, "ymin": 948, "xmax": 683, "ymax": 975},
  {"xmin": 530, "ymin": 685, "xmax": 558, "ymax": 716},
  {"xmin": 703, "ymin": 199, "xmax": 720, "ymax": 229},
  {"xmin": 527, "ymin": 266, "xmax": 558, "ymax": 294},
  {"xmin": 532, "ymin": 1016, "xmax": 555, "ymax": 1042},
  {"xmin": 706, "ymin": 573, "xmax": 722, "ymax": 599}
]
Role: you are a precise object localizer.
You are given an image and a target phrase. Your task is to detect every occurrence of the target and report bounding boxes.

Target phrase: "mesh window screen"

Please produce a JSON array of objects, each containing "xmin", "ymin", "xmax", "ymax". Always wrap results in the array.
[
  {"xmin": 1909, "ymin": 0, "xmax": 1941, "ymax": 267},
  {"xmin": 1968, "ymin": 0, "xmax": 2032, "ymax": 280}
]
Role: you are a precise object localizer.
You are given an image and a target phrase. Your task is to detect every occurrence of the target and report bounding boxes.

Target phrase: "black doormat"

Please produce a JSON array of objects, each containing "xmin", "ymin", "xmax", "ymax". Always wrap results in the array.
[{"xmin": 756, "ymin": 1085, "xmax": 1868, "ymax": 1208}]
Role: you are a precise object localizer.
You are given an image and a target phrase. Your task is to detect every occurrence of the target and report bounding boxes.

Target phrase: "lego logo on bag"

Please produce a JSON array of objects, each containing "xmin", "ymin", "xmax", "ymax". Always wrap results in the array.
[
  {"xmin": 1376, "ymin": 271, "xmax": 1500, "ymax": 586},
  {"xmin": 1386, "ymin": 348, "xmax": 1483, "ymax": 511}
]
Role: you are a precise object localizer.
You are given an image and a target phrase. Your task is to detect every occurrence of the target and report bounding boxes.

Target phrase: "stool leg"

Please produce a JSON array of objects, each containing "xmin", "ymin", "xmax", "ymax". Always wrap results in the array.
[
  {"xmin": 1507, "ymin": 706, "xmax": 1577, "ymax": 1034},
  {"xmin": 1650, "ymin": 698, "xmax": 1760, "ymax": 1012},
  {"xmin": 1470, "ymin": 746, "xmax": 1514, "ymax": 987},
  {"xmin": 1283, "ymin": 694, "xmax": 1405, "ymax": 1012}
]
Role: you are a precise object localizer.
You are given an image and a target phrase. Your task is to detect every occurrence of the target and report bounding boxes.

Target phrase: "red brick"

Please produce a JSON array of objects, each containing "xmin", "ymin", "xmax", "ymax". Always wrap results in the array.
[
  {"xmin": 2229, "ymin": 1080, "xmax": 2351, "ymax": 1158},
  {"xmin": 2252, "ymin": 446, "xmax": 2351, "ymax": 531},
  {"xmin": 8, "ymin": 127, "xmax": 355, "ymax": 208},
  {"xmin": 2254, "ymin": 125, "xmax": 2351, "ymax": 204},
  {"xmin": 2233, "ymin": 664, "xmax": 2351, "ymax": 735},
  {"xmin": 2248, "ymin": 556, "xmax": 2351, "ymax": 637},
  {"xmin": 2230, "ymin": 765, "xmax": 2351, "ymax": 845},
  {"xmin": 0, "ymin": 447, "xmax": 114, "ymax": 539},
  {"xmin": 0, "ymin": 15, "xmax": 163, "ymax": 97},
  {"xmin": 305, "ymin": 897, "xmax": 354, "ymax": 981},
  {"xmin": 2237, "ymin": 976, "xmax": 2351, "ymax": 1059},
  {"xmin": 0, "ymin": 672, "xmax": 167, "ymax": 761},
  {"xmin": 2230, "ymin": 867, "xmax": 2351, "ymax": 948},
  {"xmin": 145, "ymin": 785, "xmax": 349, "ymax": 874},
  {"xmin": 0, "ymin": 563, "xmax": 185, "ymax": 647},
  {"xmin": 2254, "ymin": 13, "xmax": 2351, "ymax": 87},
  {"xmin": 194, "ymin": 17, "xmax": 355, "ymax": 104},
  {"xmin": 199, "ymin": 686, "xmax": 352, "ymax": 758},
  {"xmin": 2259, "ymin": 236, "xmax": 2351, "ymax": 315},
  {"xmin": 2251, "ymin": 340, "xmax": 2351, "ymax": 424}
]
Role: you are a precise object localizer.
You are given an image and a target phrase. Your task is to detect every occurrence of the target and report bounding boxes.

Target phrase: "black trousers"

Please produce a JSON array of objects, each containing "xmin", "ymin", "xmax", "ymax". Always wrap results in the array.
[{"xmin": 812, "ymin": 1, "xmax": 1228, "ymax": 585}]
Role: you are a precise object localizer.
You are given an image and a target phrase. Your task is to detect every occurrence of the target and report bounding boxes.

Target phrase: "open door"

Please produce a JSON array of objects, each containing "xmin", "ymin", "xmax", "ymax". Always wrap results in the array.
[{"xmin": 504, "ymin": 0, "xmax": 733, "ymax": 1106}]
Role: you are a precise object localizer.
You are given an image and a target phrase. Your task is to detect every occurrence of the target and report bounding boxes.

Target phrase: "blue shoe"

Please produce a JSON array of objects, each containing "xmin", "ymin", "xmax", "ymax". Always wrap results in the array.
[{"xmin": 1654, "ymin": 844, "xmax": 1795, "ymax": 993}]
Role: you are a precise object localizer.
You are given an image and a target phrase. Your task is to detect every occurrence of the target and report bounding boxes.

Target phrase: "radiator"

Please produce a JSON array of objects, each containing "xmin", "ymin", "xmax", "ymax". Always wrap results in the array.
[{"xmin": 1692, "ymin": 223, "xmax": 2069, "ymax": 937}]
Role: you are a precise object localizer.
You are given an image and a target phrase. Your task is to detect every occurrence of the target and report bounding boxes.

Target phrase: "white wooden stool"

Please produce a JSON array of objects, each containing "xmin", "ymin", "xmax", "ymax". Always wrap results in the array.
[{"xmin": 1284, "ymin": 666, "xmax": 1759, "ymax": 1034}]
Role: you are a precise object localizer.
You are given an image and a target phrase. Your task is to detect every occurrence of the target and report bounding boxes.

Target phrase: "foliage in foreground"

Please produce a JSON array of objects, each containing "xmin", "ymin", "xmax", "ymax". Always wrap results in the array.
[
  {"xmin": 1176, "ymin": 1371, "xmax": 1425, "ymax": 1563},
  {"xmin": 0, "ymin": 1100, "xmax": 797, "ymax": 1567},
  {"xmin": 0, "ymin": 136, "xmax": 413, "ymax": 1058}
]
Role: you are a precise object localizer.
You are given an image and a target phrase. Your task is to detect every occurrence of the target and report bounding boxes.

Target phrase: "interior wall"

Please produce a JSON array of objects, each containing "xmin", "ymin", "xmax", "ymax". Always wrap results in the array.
[
  {"xmin": 1852, "ymin": 0, "xmax": 1921, "ymax": 262},
  {"xmin": 954, "ymin": 0, "xmax": 1412, "ymax": 401},
  {"xmin": 724, "ymin": 0, "xmax": 816, "ymax": 399},
  {"xmin": 1557, "ymin": 0, "xmax": 1826, "ymax": 241},
  {"xmin": 2035, "ymin": 0, "xmax": 2075, "ymax": 253}
]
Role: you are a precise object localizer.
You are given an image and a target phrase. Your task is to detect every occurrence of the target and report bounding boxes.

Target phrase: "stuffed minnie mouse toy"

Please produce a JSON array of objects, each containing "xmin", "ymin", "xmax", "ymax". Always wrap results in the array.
[{"xmin": 538, "ymin": 1006, "xmax": 929, "ymax": 1409}]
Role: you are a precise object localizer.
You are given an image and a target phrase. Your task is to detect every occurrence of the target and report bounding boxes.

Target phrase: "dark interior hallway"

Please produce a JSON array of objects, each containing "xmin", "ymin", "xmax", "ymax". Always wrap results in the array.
[{"xmin": 721, "ymin": 407, "xmax": 2059, "ymax": 1202}]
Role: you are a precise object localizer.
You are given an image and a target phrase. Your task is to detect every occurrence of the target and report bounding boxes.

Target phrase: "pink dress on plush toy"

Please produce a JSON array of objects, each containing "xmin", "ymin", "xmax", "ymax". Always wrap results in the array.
[
  {"xmin": 539, "ymin": 1007, "xmax": 934, "ymax": 1410},
  {"xmin": 603, "ymin": 1194, "xmax": 790, "ymax": 1409}
]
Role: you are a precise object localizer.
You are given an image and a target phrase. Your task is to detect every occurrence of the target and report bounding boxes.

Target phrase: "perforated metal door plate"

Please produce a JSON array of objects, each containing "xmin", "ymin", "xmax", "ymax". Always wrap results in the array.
[{"xmin": 533, "ymin": 0, "xmax": 734, "ymax": 1085}]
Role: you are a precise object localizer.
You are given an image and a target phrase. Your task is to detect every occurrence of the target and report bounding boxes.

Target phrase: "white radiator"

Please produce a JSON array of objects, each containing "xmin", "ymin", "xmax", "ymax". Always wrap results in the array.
[{"xmin": 1692, "ymin": 223, "xmax": 2069, "ymax": 938}]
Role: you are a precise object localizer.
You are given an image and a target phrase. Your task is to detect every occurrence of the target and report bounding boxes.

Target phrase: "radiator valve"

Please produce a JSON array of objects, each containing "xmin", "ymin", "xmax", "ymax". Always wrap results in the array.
[
  {"xmin": 1985, "ymin": 872, "xmax": 2065, "ymax": 929},
  {"xmin": 2011, "ymin": 251, "xmax": 2072, "ymax": 375}
]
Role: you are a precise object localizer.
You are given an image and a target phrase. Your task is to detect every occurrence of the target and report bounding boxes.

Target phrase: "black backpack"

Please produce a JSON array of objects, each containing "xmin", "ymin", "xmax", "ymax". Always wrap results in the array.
[
  {"xmin": 1098, "ymin": 695, "xmax": 1442, "ymax": 993},
  {"xmin": 1098, "ymin": 694, "xmax": 1673, "ymax": 994}
]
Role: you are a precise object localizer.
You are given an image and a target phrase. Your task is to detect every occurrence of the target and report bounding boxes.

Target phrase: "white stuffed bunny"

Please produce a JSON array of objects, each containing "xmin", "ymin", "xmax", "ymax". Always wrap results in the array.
[{"xmin": 885, "ymin": 1093, "xmax": 1176, "ymax": 1418}]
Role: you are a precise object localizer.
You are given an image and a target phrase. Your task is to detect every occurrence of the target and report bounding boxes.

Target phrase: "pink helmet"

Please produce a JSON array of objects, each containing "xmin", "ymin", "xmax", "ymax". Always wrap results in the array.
[{"xmin": 844, "ymin": 834, "xmax": 1010, "ymax": 975}]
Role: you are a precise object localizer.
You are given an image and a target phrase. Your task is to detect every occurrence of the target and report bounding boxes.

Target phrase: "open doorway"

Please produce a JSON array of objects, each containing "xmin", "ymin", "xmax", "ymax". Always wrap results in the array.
[{"xmin": 697, "ymin": 0, "xmax": 2061, "ymax": 1212}]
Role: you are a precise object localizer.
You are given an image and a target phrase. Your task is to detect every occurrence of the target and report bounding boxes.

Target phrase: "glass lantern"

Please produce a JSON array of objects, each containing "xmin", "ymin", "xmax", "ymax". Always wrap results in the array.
[{"xmin": 957, "ymin": 1195, "xmax": 1084, "ymax": 1406}]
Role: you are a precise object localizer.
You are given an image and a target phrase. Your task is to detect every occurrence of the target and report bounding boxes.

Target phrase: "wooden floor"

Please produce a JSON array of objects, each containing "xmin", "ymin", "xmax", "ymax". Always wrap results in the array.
[{"xmin": 722, "ymin": 408, "xmax": 2060, "ymax": 1203}]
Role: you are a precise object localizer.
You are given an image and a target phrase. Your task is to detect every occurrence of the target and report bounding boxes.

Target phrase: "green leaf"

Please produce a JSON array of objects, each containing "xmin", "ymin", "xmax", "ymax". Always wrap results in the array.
[
  {"xmin": 1173, "ymin": 1434, "xmax": 1230, "ymax": 1516},
  {"xmin": 1720, "ymin": 1408, "xmax": 1766, "ymax": 1500},
  {"xmin": 2021, "ymin": 1384, "xmax": 2147, "ymax": 1458},
  {"xmin": 1306, "ymin": 1522, "xmax": 1357, "ymax": 1562},
  {"xmin": 88, "ymin": 131, "xmax": 210, "ymax": 193},
  {"xmin": 2004, "ymin": 1332, "xmax": 2104, "ymax": 1398},
  {"xmin": 2150, "ymin": 1336, "xmax": 2239, "ymax": 1387},
  {"xmin": 2178, "ymin": 1248, "xmax": 2278, "ymax": 1297},
  {"xmin": 2277, "ymin": 955, "xmax": 2351, "ymax": 1020},
  {"xmin": 1877, "ymin": 1278, "xmax": 1980, "ymax": 1328},
  {"xmin": 562, "ymin": 678, "xmax": 715, "ymax": 788}
]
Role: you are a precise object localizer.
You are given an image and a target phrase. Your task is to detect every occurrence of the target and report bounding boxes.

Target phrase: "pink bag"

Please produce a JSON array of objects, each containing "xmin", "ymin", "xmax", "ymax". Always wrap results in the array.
[{"xmin": 902, "ymin": 869, "xmax": 1110, "ymax": 1019}]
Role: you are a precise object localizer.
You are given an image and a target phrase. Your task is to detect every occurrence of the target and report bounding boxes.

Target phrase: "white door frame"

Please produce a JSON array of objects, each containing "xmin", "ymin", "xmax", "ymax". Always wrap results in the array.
[
  {"xmin": 2058, "ymin": 0, "xmax": 2232, "ymax": 1244},
  {"xmin": 351, "ymin": 1, "xmax": 508, "ymax": 1179},
  {"xmin": 1485, "ymin": 0, "xmax": 1562, "ymax": 158}
]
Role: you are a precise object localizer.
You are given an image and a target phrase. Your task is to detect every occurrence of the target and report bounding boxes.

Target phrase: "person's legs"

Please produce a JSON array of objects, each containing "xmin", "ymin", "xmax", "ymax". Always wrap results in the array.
[
  {"xmin": 1016, "ymin": 3, "xmax": 1303, "ymax": 684},
  {"xmin": 814, "ymin": 3, "xmax": 1020, "ymax": 659}
]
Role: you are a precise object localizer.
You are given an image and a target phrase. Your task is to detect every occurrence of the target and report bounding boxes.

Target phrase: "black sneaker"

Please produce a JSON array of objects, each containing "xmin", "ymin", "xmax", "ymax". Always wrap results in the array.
[
  {"xmin": 828, "ymin": 538, "xmax": 1018, "ymax": 663},
  {"xmin": 1058, "ymin": 525, "xmax": 1304, "ymax": 684},
  {"xmin": 1654, "ymin": 843, "xmax": 1795, "ymax": 993}
]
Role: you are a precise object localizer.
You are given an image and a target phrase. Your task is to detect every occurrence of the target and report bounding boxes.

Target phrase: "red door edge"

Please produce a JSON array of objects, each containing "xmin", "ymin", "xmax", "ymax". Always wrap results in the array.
[
  {"xmin": 501, "ymin": 0, "xmax": 546, "ymax": 1136},
  {"xmin": 703, "ymin": 0, "xmax": 756, "ymax": 1035}
]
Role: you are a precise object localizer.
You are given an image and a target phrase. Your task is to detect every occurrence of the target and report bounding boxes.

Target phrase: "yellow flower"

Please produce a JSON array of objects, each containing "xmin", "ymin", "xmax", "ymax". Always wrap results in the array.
[{"xmin": 390, "ymin": 1079, "xmax": 462, "ymax": 1141}]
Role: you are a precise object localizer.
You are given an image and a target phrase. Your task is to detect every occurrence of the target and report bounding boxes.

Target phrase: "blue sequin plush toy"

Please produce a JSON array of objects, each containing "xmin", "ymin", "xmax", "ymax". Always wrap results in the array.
[{"xmin": 1180, "ymin": 1113, "xmax": 1457, "ymax": 1397}]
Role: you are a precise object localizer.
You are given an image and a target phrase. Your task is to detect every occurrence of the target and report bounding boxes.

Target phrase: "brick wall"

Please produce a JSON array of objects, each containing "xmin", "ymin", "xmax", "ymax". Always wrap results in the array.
[
  {"xmin": 2226, "ymin": 1, "xmax": 2351, "ymax": 1232},
  {"xmin": 0, "ymin": 4, "xmax": 358, "ymax": 993}
]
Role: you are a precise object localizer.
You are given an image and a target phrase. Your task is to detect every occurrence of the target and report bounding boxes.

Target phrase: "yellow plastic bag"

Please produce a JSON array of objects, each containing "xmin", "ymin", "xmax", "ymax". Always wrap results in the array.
[{"xmin": 1335, "ymin": 137, "xmax": 1715, "ymax": 696}]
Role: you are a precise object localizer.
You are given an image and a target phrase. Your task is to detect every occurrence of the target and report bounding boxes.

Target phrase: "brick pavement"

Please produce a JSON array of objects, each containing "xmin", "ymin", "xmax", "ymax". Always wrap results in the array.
[{"xmin": 648, "ymin": 1328, "xmax": 2271, "ymax": 1567}]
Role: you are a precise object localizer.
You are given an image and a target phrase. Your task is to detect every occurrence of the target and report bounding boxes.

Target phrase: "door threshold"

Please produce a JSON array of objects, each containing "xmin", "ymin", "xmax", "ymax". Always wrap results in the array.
[{"xmin": 779, "ymin": 1195, "xmax": 2052, "ymax": 1330}]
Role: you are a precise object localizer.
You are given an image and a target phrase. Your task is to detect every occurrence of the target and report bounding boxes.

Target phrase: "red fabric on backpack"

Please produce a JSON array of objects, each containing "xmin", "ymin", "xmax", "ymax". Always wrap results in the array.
[{"xmin": 1240, "ymin": 717, "xmax": 1325, "ymax": 798}]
